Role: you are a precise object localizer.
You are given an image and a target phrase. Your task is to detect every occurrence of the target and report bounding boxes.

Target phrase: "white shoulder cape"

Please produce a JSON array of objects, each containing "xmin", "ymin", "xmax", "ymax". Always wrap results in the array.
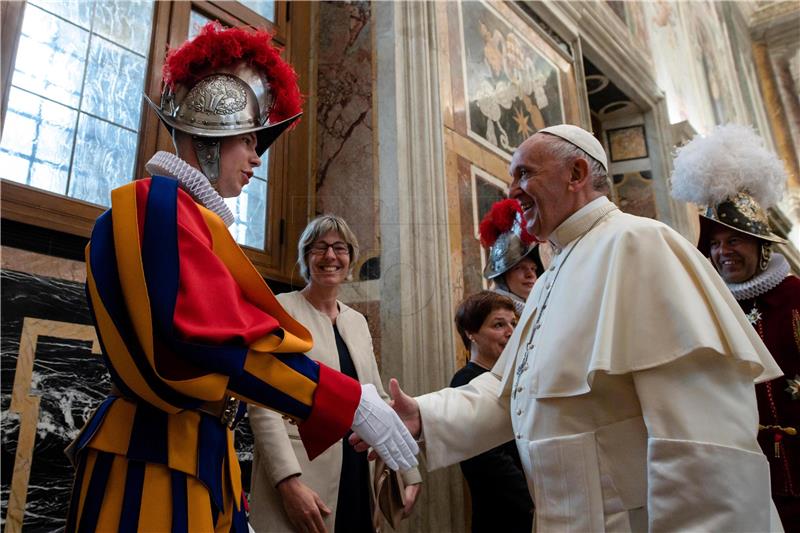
[{"xmin": 496, "ymin": 209, "xmax": 782, "ymax": 398}]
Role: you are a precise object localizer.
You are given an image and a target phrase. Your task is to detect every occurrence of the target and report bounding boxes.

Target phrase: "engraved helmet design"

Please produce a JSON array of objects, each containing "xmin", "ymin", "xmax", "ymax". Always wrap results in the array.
[
  {"xmin": 698, "ymin": 191, "xmax": 785, "ymax": 255},
  {"xmin": 144, "ymin": 22, "xmax": 303, "ymax": 183},
  {"xmin": 670, "ymin": 124, "xmax": 788, "ymax": 257},
  {"xmin": 479, "ymin": 199, "xmax": 539, "ymax": 280}
]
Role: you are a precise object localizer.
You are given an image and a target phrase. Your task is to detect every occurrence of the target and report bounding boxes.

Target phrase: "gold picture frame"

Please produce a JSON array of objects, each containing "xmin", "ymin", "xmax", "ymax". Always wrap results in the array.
[{"xmin": 607, "ymin": 125, "xmax": 648, "ymax": 162}]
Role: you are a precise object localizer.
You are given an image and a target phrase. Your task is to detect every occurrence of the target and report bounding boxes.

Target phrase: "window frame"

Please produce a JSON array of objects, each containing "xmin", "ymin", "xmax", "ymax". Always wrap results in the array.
[{"xmin": 0, "ymin": 0, "xmax": 312, "ymax": 284}]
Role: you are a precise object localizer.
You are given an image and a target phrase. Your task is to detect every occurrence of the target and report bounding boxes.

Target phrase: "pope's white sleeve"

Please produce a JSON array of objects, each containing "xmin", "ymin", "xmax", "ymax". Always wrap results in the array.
[
  {"xmin": 632, "ymin": 349, "xmax": 781, "ymax": 533},
  {"xmin": 416, "ymin": 371, "xmax": 512, "ymax": 470}
]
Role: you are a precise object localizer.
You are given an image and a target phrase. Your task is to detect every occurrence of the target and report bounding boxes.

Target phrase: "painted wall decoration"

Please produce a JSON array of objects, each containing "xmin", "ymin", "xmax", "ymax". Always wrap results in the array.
[
  {"xmin": 625, "ymin": 1, "xmax": 651, "ymax": 54},
  {"xmin": 607, "ymin": 125, "xmax": 648, "ymax": 162},
  {"xmin": 643, "ymin": 1, "xmax": 695, "ymax": 125},
  {"xmin": 613, "ymin": 171, "xmax": 657, "ymax": 219},
  {"xmin": 459, "ymin": 0, "xmax": 564, "ymax": 159},
  {"xmin": 689, "ymin": 1, "xmax": 742, "ymax": 126},
  {"xmin": 641, "ymin": 0, "xmax": 752, "ymax": 133}
]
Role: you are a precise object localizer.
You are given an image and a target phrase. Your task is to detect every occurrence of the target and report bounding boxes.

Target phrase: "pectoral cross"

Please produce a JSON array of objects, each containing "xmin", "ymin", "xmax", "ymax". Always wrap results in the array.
[{"xmin": 516, "ymin": 343, "xmax": 533, "ymax": 378}]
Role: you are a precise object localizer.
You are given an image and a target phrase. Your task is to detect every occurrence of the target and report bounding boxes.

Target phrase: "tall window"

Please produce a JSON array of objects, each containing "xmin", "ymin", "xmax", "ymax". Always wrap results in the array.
[
  {"xmin": 1, "ymin": 0, "xmax": 310, "ymax": 282},
  {"xmin": 240, "ymin": 1, "xmax": 275, "ymax": 23},
  {"xmin": 0, "ymin": 0, "xmax": 155, "ymax": 206}
]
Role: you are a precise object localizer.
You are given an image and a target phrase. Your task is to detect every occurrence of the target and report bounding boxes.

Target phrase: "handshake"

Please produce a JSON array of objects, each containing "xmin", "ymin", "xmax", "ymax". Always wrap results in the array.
[{"xmin": 349, "ymin": 379, "xmax": 421, "ymax": 471}]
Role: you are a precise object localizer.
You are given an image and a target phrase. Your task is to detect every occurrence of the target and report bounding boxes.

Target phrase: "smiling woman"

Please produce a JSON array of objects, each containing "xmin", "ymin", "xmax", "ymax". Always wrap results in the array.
[
  {"xmin": 450, "ymin": 290, "xmax": 533, "ymax": 533},
  {"xmin": 295, "ymin": 215, "xmax": 359, "ymax": 289},
  {"xmin": 248, "ymin": 214, "xmax": 423, "ymax": 533}
]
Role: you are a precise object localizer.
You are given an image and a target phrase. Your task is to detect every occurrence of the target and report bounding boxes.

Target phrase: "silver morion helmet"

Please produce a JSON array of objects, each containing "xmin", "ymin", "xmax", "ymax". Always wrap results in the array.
[
  {"xmin": 145, "ymin": 22, "xmax": 303, "ymax": 183},
  {"xmin": 479, "ymin": 199, "xmax": 539, "ymax": 280}
]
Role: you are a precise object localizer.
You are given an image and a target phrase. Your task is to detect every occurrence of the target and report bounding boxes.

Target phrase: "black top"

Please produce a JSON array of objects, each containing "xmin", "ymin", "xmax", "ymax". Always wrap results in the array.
[
  {"xmin": 333, "ymin": 324, "xmax": 373, "ymax": 533},
  {"xmin": 450, "ymin": 362, "xmax": 534, "ymax": 533}
]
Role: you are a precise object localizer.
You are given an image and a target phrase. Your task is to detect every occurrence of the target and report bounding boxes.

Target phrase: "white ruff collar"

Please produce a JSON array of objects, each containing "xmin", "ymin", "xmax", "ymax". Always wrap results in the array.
[
  {"xmin": 726, "ymin": 253, "xmax": 790, "ymax": 301},
  {"xmin": 492, "ymin": 287, "xmax": 526, "ymax": 316},
  {"xmin": 145, "ymin": 151, "xmax": 234, "ymax": 227}
]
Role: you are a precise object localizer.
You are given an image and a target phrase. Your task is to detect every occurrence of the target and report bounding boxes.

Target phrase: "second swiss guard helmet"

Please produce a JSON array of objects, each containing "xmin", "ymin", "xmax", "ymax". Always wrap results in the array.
[{"xmin": 479, "ymin": 199, "xmax": 540, "ymax": 280}]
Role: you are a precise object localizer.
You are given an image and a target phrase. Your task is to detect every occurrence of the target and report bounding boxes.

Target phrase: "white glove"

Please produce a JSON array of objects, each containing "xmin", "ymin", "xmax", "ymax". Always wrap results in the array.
[{"xmin": 351, "ymin": 384, "xmax": 419, "ymax": 471}]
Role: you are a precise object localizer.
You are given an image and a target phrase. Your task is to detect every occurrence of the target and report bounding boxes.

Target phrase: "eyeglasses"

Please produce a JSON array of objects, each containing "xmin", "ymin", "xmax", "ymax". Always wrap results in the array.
[{"xmin": 308, "ymin": 242, "xmax": 350, "ymax": 256}]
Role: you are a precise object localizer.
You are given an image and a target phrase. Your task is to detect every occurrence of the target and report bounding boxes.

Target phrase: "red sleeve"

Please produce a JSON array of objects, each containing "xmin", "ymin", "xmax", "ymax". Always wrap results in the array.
[
  {"xmin": 139, "ymin": 180, "xmax": 280, "ymax": 344},
  {"xmin": 298, "ymin": 363, "xmax": 362, "ymax": 460}
]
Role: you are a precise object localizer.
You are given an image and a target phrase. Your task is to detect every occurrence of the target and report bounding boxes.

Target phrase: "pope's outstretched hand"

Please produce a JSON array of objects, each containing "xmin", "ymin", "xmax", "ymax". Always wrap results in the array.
[
  {"xmin": 350, "ymin": 379, "xmax": 422, "ymax": 457},
  {"xmin": 351, "ymin": 383, "xmax": 419, "ymax": 471}
]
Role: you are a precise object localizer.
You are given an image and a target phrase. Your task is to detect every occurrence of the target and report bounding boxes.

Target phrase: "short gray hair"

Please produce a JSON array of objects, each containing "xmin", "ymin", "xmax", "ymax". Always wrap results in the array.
[
  {"xmin": 546, "ymin": 136, "xmax": 609, "ymax": 193},
  {"xmin": 297, "ymin": 215, "xmax": 360, "ymax": 282}
]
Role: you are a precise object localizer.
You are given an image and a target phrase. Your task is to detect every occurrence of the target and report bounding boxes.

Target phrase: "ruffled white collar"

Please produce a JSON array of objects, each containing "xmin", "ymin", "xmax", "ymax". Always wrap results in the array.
[
  {"xmin": 491, "ymin": 286, "xmax": 526, "ymax": 316},
  {"xmin": 144, "ymin": 151, "xmax": 234, "ymax": 227},
  {"xmin": 726, "ymin": 253, "xmax": 790, "ymax": 301}
]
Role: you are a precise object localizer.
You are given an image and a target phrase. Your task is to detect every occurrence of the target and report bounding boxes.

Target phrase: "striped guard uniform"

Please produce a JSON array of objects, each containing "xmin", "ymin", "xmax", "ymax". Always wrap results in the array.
[{"xmin": 65, "ymin": 176, "xmax": 361, "ymax": 533}]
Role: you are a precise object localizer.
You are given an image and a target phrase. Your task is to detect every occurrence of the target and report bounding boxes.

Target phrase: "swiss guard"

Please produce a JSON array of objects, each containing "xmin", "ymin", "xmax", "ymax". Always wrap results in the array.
[
  {"xmin": 671, "ymin": 123, "xmax": 800, "ymax": 530},
  {"xmin": 65, "ymin": 22, "xmax": 417, "ymax": 533},
  {"xmin": 478, "ymin": 199, "xmax": 543, "ymax": 314}
]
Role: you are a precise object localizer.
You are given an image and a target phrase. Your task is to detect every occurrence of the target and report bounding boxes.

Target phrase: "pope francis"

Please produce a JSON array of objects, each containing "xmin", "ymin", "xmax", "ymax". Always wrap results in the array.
[{"xmin": 356, "ymin": 125, "xmax": 785, "ymax": 532}]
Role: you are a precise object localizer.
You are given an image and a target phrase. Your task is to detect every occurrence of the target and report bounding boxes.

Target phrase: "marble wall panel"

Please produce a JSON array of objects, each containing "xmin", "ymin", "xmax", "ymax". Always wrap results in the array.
[
  {"xmin": 1, "ymin": 247, "xmax": 86, "ymax": 283},
  {"xmin": 316, "ymin": 1, "xmax": 379, "ymax": 269},
  {"xmin": 445, "ymin": 0, "xmax": 468, "ymax": 134},
  {"xmin": 2, "ymin": 269, "xmax": 99, "ymax": 531},
  {"xmin": 457, "ymin": 156, "xmax": 484, "ymax": 298},
  {"xmin": 346, "ymin": 300, "xmax": 382, "ymax": 368},
  {"xmin": 0, "ymin": 269, "xmax": 255, "ymax": 530}
]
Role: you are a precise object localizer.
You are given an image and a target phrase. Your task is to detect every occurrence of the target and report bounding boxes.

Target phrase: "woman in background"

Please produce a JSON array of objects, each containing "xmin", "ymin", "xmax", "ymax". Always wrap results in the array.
[
  {"xmin": 249, "ymin": 215, "xmax": 422, "ymax": 533},
  {"xmin": 451, "ymin": 291, "xmax": 533, "ymax": 533}
]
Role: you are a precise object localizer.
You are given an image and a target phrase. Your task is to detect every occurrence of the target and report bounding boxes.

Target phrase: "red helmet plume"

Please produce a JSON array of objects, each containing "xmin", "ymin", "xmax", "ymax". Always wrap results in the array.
[
  {"xmin": 479, "ymin": 199, "xmax": 535, "ymax": 248},
  {"xmin": 162, "ymin": 21, "xmax": 303, "ymax": 123}
]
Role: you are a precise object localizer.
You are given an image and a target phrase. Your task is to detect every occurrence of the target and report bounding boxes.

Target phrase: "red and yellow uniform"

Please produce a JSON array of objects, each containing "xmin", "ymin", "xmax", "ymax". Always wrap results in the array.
[{"xmin": 66, "ymin": 176, "xmax": 361, "ymax": 532}]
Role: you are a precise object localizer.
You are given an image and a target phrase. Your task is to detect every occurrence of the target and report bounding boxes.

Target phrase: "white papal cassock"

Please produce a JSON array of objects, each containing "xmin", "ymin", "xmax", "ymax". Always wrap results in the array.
[{"xmin": 418, "ymin": 196, "xmax": 783, "ymax": 532}]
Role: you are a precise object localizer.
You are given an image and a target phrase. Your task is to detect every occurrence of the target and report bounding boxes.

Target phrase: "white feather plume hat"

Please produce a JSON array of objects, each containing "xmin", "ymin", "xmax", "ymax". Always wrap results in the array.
[{"xmin": 670, "ymin": 124, "xmax": 787, "ymax": 254}]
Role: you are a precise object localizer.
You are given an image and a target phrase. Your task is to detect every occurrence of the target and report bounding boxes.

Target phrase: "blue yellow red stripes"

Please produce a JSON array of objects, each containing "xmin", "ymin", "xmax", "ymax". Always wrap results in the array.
[
  {"xmin": 118, "ymin": 460, "xmax": 144, "ymax": 533},
  {"xmin": 68, "ymin": 400, "xmax": 247, "ymax": 532},
  {"xmin": 70, "ymin": 175, "xmax": 363, "ymax": 532},
  {"xmin": 88, "ymin": 209, "xmax": 193, "ymax": 412},
  {"xmin": 88, "ymin": 176, "xmax": 335, "ymax": 418}
]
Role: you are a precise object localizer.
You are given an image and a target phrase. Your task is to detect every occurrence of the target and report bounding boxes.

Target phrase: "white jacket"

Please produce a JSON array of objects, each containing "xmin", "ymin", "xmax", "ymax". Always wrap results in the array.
[
  {"xmin": 418, "ymin": 197, "xmax": 783, "ymax": 532},
  {"xmin": 248, "ymin": 291, "xmax": 421, "ymax": 532}
]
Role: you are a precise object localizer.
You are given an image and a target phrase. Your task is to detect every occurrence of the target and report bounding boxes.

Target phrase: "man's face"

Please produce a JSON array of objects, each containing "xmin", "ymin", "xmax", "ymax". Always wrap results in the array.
[
  {"xmin": 503, "ymin": 257, "xmax": 538, "ymax": 301},
  {"xmin": 216, "ymin": 132, "xmax": 261, "ymax": 198},
  {"xmin": 708, "ymin": 227, "xmax": 760, "ymax": 283},
  {"xmin": 508, "ymin": 135, "xmax": 573, "ymax": 240}
]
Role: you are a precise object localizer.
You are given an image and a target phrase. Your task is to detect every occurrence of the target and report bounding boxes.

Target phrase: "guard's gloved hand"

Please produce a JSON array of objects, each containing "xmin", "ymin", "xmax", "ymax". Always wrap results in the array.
[{"xmin": 351, "ymin": 383, "xmax": 419, "ymax": 471}]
